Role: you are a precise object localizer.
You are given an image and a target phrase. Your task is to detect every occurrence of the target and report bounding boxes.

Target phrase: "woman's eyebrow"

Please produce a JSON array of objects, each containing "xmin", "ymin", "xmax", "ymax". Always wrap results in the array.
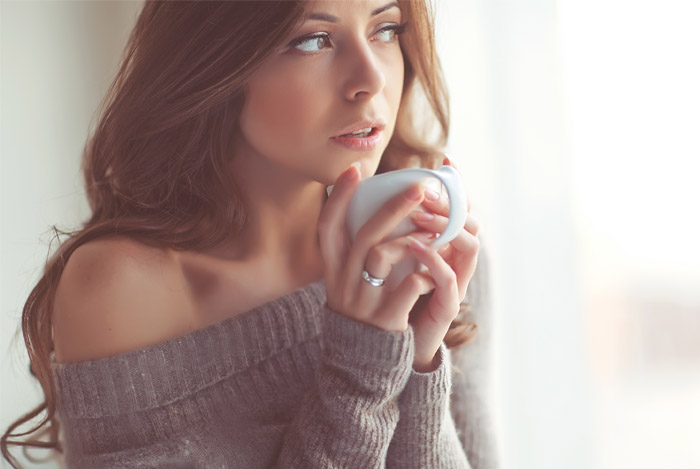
[{"xmin": 306, "ymin": 1, "xmax": 400, "ymax": 23}]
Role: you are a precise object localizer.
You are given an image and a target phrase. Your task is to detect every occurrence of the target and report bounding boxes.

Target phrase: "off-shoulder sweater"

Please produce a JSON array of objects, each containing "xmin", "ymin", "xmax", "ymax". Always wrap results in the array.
[{"xmin": 51, "ymin": 258, "xmax": 498, "ymax": 468}]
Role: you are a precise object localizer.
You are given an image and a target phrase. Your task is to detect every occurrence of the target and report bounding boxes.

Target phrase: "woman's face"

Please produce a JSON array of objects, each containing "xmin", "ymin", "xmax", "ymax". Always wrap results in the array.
[{"xmin": 237, "ymin": 0, "xmax": 405, "ymax": 185}]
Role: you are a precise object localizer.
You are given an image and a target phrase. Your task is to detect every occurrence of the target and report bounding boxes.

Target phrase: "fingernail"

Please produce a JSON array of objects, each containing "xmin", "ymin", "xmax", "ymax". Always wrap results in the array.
[
  {"xmin": 341, "ymin": 165, "xmax": 359, "ymax": 183},
  {"xmin": 408, "ymin": 236, "xmax": 427, "ymax": 251},
  {"xmin": 425, "ymin": 188, "xmax": 440, "ymax": 201},
  {"xmin": 411, "ymin": 210, "xmax": 434, "ymax": 221},
  {"xmin": 350, "ymin": 161, "xmax": 362, "ymax": 178},
  {"xmin": 405, "ymin": 184, "xmax": 423, "ymax": 201}
]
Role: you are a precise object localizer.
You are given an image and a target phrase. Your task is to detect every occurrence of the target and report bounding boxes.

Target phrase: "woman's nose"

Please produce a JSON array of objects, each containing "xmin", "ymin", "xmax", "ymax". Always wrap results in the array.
[{"xmin": 341, "ymin": 40, "xmax": 386, "ymax": 101}]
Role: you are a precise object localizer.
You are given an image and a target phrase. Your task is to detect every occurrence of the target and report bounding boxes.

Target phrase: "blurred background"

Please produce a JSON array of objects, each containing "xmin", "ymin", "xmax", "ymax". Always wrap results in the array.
[{"xmin": 1, "ymin": 1, "xmax": 698, "ymax": 468}]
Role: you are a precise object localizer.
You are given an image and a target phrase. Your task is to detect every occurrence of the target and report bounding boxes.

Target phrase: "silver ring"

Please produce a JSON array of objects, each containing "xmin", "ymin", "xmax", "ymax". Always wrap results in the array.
[{"xmin": 361, "ymin": 270, "xmax": 385, "ymax": 287}]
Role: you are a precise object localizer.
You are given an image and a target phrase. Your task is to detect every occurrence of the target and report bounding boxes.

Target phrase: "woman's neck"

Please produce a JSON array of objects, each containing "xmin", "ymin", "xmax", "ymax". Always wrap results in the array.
[{"xmin": 198, "ymin": 168, "xmax": 328, "ymax": 287}]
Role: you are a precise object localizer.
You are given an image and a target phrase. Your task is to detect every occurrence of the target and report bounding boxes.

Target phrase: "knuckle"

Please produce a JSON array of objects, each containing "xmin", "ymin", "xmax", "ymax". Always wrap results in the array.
[
  {"xmin": 405, "ymin": 273, "xmax": 424, "ymax": 291},
  {"xmin": 367, "ymin": 244, "xmax": 388, "ymax": 265},
  {"xmin": 407, "ymin": 272, "xmax": 422, "ymax": 285},
  {"xmin": 464, "ymin": 234, "xmax": 480, "ymax": 252},
  {"xmin": 445, "ymin": 269, "xmax": 458, "ymax": 286}
]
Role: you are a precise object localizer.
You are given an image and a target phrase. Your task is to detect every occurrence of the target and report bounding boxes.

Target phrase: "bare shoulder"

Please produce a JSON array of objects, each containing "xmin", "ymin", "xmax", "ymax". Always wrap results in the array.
[{"xmin": 53, "ymin": 236, "xmax": 197, "ymax": 363}]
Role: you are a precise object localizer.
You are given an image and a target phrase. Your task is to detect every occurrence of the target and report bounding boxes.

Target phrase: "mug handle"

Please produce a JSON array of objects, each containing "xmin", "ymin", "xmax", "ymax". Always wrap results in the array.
[{"xmin": 427, "ymin": 165, "xmax": 468, "ymax": 250}]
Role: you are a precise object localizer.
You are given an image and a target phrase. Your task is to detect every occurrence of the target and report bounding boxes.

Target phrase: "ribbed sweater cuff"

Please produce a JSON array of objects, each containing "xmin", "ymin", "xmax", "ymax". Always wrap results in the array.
[
  {"xmin": 399, "ymin": 342, "xmax": 452, "ymax": 408},
  {"xmin": 387, "ymin": 343, "xmax": 469, "ymax": 468},
  {"xmin": 322, "ymin": 305, "xmax": 415, "ymax": 398},
  {"xmin": 324, "ymin": 305, "xmax": 414, "ymax": 368}
]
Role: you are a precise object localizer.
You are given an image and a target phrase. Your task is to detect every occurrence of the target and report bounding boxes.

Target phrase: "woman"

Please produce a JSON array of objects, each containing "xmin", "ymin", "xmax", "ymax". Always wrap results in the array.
[{"xmin": 2, "ymin": 0, "xmax": 497, "ymax": 467}]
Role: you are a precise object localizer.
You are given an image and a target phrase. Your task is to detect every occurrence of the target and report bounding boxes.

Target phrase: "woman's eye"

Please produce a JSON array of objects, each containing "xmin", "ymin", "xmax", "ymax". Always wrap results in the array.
[
  {"xmin": 290, "ymin": 34, "xmax": 331, "ymax": 53},
  {"xmin": 376, "ymin": 23, "xmax": 407, "ymax": 42},
  {"xmin": 289, "ymin": 23, "xmax": 407, "ymax": 54}
]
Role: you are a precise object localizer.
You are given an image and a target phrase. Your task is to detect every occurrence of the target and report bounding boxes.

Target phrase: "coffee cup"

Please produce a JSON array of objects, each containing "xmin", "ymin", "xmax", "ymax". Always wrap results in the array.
[{"xmin": 343, "ymin": 164, "xmax": 467, "ymax": 289}]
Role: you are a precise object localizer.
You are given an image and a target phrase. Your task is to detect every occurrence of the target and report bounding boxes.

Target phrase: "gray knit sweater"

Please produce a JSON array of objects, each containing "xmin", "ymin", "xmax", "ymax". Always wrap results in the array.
[{"xmin": 51, "ymin": 252, "xmax": 498, "ymax": 468}]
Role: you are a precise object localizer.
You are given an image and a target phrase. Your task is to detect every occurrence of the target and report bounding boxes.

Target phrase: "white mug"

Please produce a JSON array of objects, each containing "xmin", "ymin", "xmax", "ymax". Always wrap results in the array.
[{"xmin": 343, "ymin": 164, "xmax": 467, "ymax": 289}]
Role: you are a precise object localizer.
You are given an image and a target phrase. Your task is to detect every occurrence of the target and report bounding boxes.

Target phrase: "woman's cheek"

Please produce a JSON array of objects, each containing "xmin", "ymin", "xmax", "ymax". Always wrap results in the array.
[
  {"xmin": 260, "ymin": 75, "xmax": 318, "ymax": 136},
  {"xmin": 387, "ymin": 54, "xmax": 404, "ymax": 113}
]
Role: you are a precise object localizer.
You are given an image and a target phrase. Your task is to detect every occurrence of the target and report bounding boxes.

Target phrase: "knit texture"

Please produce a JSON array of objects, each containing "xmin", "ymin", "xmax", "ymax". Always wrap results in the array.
[{"xmin": 51, "ymin": 252, "xmax": 498, "ymax": 468}]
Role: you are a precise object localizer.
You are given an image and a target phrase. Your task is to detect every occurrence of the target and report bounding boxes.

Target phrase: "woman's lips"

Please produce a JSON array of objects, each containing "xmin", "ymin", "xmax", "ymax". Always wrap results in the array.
[{"xmin": 330, "ymin": 127, "xmax": 382, "ymax": 151}]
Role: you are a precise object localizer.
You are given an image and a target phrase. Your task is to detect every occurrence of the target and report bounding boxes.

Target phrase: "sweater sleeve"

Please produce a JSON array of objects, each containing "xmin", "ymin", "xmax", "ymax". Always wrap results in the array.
[
  {"xmin": 273, "ymin": 305, "xmax": 415, "ymax": 468},
  {"xmin": 450, "ymin": 241, "xmax": 500, "ymax": 469},
  {"xmin": 386, "ymin": 342, "xmax": 471, "ymax": 468},
  {"xmin": 387, "ymin": 240, "xmax": 500, "ymax": 469}
]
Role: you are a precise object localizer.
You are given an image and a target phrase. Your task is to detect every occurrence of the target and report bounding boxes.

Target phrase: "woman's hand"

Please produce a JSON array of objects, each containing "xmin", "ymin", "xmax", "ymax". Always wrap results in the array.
[
  {"xmin": 406, "ymin": 156, "xmax": 480, "ymax": 371},
  {"xmin": 318, "ymin": 163, "xmax": 439, "ymax": 333}
]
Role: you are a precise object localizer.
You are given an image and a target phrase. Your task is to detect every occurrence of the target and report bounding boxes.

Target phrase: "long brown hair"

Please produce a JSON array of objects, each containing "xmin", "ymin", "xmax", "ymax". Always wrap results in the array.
[{"xmin": 2, "ymin": 1, "xmax": 474, "ymax": 466}]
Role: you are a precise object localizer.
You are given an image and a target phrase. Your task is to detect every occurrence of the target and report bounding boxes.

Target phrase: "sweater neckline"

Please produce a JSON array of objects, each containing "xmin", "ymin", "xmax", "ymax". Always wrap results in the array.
[
  {"xmin": 51, "ymin": 277, "xmax": 326, "ymax": 366},
  {"xmin": 51, "ymin": 277, "xmax": 328, "ymax": 417}
]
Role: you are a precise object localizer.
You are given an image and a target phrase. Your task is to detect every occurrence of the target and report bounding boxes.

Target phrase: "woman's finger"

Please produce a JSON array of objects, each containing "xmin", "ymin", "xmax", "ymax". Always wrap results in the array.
[
  {"xmin": 410, "ymin": 212, "xmax": 479, "ymax": 301},
  {"xmin": 421, "ymin": 182, "xmax": 473, "ymax": 222},
  {"xmin": 318, "ymin": 163, "xmax": 361, "ymax": 289},
  {"xmin": 378, "ymin": 271, "xmax": 436, "ymax": 328},
  {"xmin": 362, "ymin": 231, "xmax": 436, "ymax": 280},
  {"xmin": 420, "ymin": 187, "xmax": 448, "ymax": 216},
  {"xmin": 344, "ymin": 183, "xmax": 425, "ymax": 299},
  {"xmin": 406, "ymin": 237, "xmax": 460, "ymax": 324},
  {"xmin": 411, "ymin": 209, "xmax": 480, "ymax": 238}
]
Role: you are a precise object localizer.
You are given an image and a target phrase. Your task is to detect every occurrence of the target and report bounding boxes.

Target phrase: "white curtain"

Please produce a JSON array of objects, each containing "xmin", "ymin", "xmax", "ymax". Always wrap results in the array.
[
  {"xmin": 436, "ymin": 1, "xmax": 593, "ymax": 468},
  {"xmin": 437, "ymin": 0, "xmax": 700, "ymax": 468},
  {"xmin": 1, "ymin": 3, "xmax": 144, "ymax": 468}
]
